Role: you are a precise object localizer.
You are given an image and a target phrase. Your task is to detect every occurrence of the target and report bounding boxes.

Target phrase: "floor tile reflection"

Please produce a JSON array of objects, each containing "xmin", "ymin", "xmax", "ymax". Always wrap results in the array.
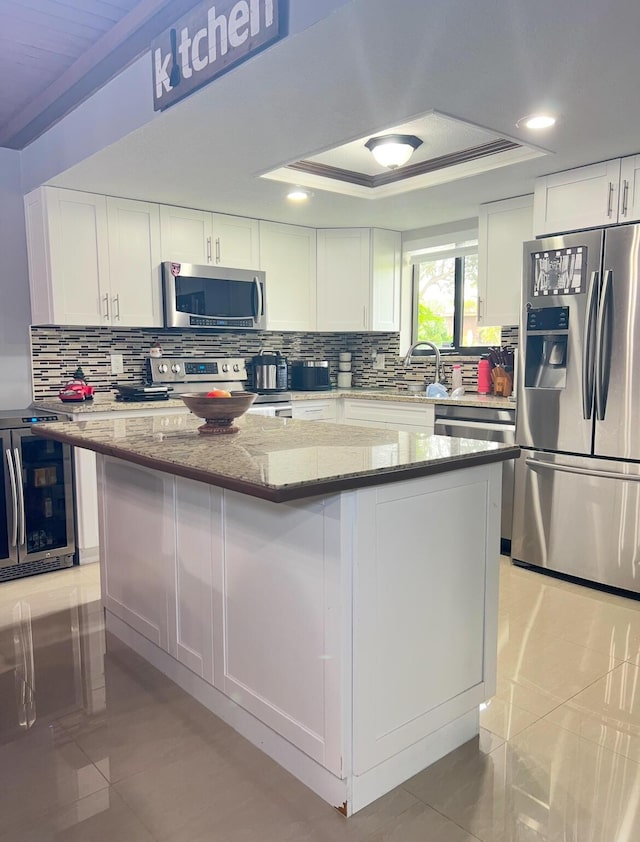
[{"xmin": 2, "ymin": 559, "xmax": 640, "ymax": 840}]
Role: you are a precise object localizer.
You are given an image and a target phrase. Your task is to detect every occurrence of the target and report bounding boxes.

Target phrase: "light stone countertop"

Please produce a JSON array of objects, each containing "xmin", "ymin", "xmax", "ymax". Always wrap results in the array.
[
  {"xmin": 33, "ymin": 389, "xmax": 515, "ymax": 415},
  {"xmin": 32, "ymin": 413, "xmax": 519, "ymax": 503}
]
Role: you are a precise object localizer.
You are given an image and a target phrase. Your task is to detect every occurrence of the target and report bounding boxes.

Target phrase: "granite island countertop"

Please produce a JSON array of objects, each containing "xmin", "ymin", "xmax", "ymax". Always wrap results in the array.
[
  {"xmin": 32, "ymin": 413, "xmax": 519, "ymax": 503},
  {"xmin": 32, "ymin": 389, "xmax": 515, "ymax": 415}
]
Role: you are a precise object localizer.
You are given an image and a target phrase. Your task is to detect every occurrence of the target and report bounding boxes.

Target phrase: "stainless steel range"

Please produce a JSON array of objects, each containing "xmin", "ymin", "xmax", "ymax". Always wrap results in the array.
[{"xmin": 146, "ymin": 356, "xmax": 293, "ymax": 417}]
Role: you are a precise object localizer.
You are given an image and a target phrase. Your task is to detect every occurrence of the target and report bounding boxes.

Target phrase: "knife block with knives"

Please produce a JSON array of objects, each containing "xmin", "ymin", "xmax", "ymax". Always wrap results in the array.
[{"xmin": 488, "ymin": 347, "xmax": 514, "ymax": 397}]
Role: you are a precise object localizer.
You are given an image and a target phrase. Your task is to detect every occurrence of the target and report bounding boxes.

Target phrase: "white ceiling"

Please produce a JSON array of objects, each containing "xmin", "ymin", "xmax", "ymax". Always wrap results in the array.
[{"xmin": 48, "ymin": 0, "xmax": 640, "ymax": 232}]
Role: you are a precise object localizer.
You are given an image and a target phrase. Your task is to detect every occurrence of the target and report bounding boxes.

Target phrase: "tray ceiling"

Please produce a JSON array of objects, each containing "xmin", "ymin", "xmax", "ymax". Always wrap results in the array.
[{"xmin": 261, "ymin": 111, "xmax": 547, "ymax": 199}]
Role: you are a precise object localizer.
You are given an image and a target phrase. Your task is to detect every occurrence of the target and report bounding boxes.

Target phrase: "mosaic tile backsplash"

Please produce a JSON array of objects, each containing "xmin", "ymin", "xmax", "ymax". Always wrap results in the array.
[{"xmin": 31, "ymin": 325, "xmax": 518, "ymax": 398}]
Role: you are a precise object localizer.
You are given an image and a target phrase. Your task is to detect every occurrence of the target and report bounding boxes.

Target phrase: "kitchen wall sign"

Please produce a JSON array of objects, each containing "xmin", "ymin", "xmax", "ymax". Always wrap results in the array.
[{"xmin": 152, "ymin": 0, "xmax": 288, "ymax": 111}]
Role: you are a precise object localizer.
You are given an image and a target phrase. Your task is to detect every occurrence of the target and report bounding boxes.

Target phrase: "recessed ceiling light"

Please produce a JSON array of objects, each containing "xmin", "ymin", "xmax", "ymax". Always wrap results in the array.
[
  {"xmin": 516, "ymin": 114, "xmax": 556, "ymax": 130},
  {"xmin": 286, "ymin": 188, "xmax": 310, "ymax": 202}
]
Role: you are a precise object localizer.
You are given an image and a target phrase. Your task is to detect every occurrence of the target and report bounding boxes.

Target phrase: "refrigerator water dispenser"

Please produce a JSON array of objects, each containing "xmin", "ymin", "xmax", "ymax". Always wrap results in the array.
[{"xmin": 524, "ymin": 306, "xmax": 569, "ymax": 389}]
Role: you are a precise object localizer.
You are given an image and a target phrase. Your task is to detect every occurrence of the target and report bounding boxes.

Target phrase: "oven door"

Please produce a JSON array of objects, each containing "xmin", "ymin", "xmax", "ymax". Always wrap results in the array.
[{"xmin": 163, "ymin": 262, "xmax": 266, "ymax": 330}]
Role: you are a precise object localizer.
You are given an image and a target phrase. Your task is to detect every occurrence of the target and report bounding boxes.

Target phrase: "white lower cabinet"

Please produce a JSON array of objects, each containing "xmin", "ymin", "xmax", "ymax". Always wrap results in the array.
[
  {"xmin": 341, "ymin": 399, "xmax": 435, "ymax": 433},
  {"xmin": 291, "ymin": 399, "xmax": 337, "ymax": 422}
]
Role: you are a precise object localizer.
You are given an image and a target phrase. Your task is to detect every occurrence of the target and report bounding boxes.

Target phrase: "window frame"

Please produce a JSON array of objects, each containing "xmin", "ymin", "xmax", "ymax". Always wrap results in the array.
[{"xmin": 411, "ymin": 251, "xmax": 494, "ymax": 355}]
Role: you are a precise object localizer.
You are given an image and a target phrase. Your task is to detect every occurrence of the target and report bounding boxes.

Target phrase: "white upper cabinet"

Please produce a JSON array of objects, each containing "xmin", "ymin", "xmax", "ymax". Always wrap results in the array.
[
  {"xmin": 159, "ymin": 205, "xmax": 211, "ymax": 264},
  {"xmin": 619, "ymin": 155, "xmax": 640, "ymax": 222},
  {"xmin": 25, "ymin": 187, "xmax": 162, "ymax": 327},
  {"xmin": 478, "ymin": 195, "xmax": 533, "ymax": 327},
  {"xmin": 159, "ymin": 206, "xmax": 259, "ymax": 269},
  {"xmin": 26, "ymin": 188, "xmax": 108, "ymax": 326},
  {"xmin": 212, "ymin": 213, "xmax": 260, "ymax": 269},
  {"xmin": 316, "ymin": 228, "xmax": 401, "ymax": 332},
  {"xmin": 106, "ymin": 198, "xmax": 163, "ymax": 327},
  {"xmin": 259, "ymin": 221, "xmax": 317, "ymax": 331},
  {"xmin": 371, "ymin": 228, "xmax": 402, "ymax": 332},
  {"xmin": 533, "ymin": 158, "xmax": 627, "ymax": 236}
]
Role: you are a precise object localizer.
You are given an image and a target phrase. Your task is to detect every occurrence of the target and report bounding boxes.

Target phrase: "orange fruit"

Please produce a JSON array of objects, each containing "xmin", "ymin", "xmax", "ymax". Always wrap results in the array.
[{"xmin": 206, "ymin": 389, "xmax": 231, "ymax": 398}]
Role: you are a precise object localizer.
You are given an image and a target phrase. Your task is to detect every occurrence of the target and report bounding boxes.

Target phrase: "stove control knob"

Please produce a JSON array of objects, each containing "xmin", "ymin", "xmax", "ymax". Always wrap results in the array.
[
  {"xmin": 171, "ymin": 364, "xmax": 181, "ymax": 374},
  {"xmin": 158, "ymin": 364, "xmax": 168, "ymax": 374},
  {"xmin": 233, "ymin": 364, "xmax": 240, "ymax": 372},
  {"xmin": 222, "ymin": 364, "xmax": 229, "ymax": 373}
]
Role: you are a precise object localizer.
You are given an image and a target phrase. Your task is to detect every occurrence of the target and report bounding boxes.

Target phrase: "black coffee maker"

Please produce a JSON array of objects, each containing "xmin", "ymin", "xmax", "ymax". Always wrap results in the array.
[{"xmin": 250, "ymin": 350, "xmax": 288, "ymax": 392}]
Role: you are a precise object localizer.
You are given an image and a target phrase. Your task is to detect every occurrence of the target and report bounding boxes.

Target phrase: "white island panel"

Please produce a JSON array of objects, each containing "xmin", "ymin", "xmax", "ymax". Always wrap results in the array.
[
  {"xmin": 218, "ymin": 492, "xmax": 344, "ymax": 774},
  {"xmin": 100, "ymin": 459, "xmax": 175, "ymax": 649},
  {"xmin": 353, "ymin": 468, "xmax": 498, "ymax": 779}
]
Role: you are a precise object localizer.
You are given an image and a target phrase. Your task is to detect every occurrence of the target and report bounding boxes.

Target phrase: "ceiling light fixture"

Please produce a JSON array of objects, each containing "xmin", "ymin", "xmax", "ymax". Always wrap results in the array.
[
  {"xmin": 516, "ymin": 113, "xmax": 556, "ymax": 130},
  {"xmin": 364, "ymin": 134, "xmax": 423, "ymax": 169},
  {"xmin": 286, "ymin": 188, "xmax": 310, "ymax": 202}
]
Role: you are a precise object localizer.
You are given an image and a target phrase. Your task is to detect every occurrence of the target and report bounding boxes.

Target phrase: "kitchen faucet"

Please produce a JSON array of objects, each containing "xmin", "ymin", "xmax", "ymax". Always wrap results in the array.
[{"xmin": 403, "ymin": 340, "xmax": 444, "ymax": 383}]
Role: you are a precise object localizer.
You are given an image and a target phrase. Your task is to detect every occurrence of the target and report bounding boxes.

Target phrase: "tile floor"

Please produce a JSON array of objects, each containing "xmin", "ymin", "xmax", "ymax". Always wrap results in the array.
[{"xmin": 2, "ymin": 558, "xmax": 640, "ymax": 840}]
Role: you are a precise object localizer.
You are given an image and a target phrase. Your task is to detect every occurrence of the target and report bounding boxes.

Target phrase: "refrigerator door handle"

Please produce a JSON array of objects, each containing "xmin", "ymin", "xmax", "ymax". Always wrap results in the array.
[
  {"xmin": 5, "ymin": 448, "xmax": 18, "ymax": 547},
  {"xmin": 595, "ymin": 269, "xmax": 613, "ymax": 420},
  {"xmin": 14, "ymin": 447, "xmax": 25, "ymax": 547},
  {"xmin": 582, "ymin": 270, "xmax": 599, "ymax": 420},
  {"xmin": 525, "ymin": 457, "xmax": 640, "ymax": 483}
]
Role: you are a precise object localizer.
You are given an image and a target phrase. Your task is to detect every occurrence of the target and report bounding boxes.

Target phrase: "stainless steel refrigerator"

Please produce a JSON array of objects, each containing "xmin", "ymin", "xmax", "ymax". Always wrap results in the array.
[{"xmin": 513, "ymin": 224, "xmax": 640, "ymax": 593}]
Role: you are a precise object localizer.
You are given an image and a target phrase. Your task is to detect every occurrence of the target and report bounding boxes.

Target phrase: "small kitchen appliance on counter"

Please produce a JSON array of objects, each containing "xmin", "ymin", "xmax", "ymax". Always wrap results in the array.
[
  {"xmin": 147, "ymin": 356, "xmax": 292, "ymax": 416},
  {"xmin": 1, "ymin": 409, "xmax": 76, "ymax": 581},
  {"xmin": 113, "ymin": 384, "xmax": 171, "ymax": 402},
  {"xmin": 249, "ymin": 350, "xmax": 288, "ymax": 393},
  {"xmin": 290, "ymin": 360, "xmax": 331, "ymax": 391}
]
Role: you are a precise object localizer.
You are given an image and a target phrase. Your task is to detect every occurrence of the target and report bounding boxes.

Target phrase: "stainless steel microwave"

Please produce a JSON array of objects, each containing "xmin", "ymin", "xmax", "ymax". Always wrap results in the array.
[{"xmin": 162, "ymin": 262, "xmax": 267, "ymax": 330}]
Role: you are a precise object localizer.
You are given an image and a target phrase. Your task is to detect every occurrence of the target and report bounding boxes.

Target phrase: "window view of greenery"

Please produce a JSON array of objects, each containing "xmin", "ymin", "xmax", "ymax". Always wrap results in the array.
[{"xmin": 414, "ymin": 253, "xmax": 501, "ymax": 349}]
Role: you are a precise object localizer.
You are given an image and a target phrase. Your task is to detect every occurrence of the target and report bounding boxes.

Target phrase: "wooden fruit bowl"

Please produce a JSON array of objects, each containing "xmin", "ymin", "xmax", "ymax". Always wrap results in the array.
[{"xmin": 179, "ymin": 391, "xmax": 256, "ymax": 434}]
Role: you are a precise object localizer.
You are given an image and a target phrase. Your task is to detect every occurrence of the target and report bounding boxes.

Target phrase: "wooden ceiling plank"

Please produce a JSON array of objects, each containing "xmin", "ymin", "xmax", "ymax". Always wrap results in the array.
[
  {"xmin": 3, "ymin": 2, "xmax": 110, "ymax": 40},
  {"xmin": 0, "ymin": 0, "xmax": 205, "ymax": 148},
  {"xmin": 48, "ymin": 0, "xmax": 139, "ymax": 22},
  {"xmin": 7, "ymin": 0, "xmax": 120, "ymax": 31}
]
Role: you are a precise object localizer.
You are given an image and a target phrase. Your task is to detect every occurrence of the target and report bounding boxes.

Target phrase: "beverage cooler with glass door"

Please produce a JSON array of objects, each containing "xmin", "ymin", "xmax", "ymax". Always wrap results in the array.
[{"xmin": 1, "ymin": 410, "xmax": 76, "ymax": 581}]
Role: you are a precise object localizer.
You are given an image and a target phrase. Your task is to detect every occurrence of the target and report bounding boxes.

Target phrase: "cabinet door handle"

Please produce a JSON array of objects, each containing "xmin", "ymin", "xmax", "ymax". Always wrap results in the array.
[
  {"xmin": 113, "ymin": 294, "xmax": 120, "ymax": 321},
  {"xmin": 607, "ymin": 182, "xmax": 614, "ymax": 218},
  {"xmin": 206, "ymin": 236, "xmax": 212, "ymax": 263},
  {"xmin": 622, "ymin": 179, "xmax": 630, "ymax": 217},
  {"xmin": 215, "ymin": 237, "xmax": 221, "ymax": 264},
  {"xmin": 363, "ymin": 305, "xmax": 367, "ymax": 327},
  {"xmin": 103, "ymin": 294, "xmax": 110, "ymax": 320},
  {"xmin": 478, "ymin": 296, "xmax": 484, "ymax": 322}
]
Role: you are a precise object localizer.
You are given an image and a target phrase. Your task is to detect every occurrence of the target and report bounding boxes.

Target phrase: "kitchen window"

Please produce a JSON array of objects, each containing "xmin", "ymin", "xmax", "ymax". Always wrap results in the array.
[{"xmin": 411, "ymin": 241, "xmax": 501, "ymax": 352}]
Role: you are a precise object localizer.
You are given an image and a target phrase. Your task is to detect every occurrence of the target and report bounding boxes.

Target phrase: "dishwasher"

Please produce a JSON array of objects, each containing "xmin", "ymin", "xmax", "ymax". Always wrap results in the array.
[{"xmin": 434, "ymin": 403, "xmax": 516, "ymax": 553}]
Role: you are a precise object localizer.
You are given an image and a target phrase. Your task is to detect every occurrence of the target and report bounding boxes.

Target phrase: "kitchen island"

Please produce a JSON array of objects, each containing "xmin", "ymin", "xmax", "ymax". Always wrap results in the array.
[{"xmin": 34, "ymin": 413, "xmax": 518, "ymax": 816}]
